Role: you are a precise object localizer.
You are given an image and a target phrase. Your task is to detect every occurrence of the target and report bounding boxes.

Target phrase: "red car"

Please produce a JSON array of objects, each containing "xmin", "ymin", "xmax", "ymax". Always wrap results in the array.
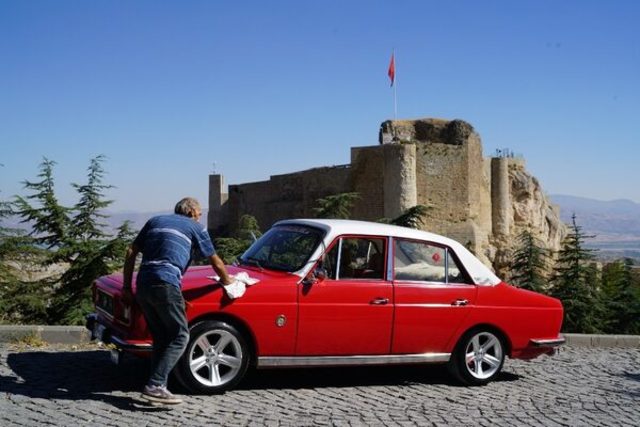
[{"xmin": 87, "ymin": 219, "xmax": 564, "ymax": 393}]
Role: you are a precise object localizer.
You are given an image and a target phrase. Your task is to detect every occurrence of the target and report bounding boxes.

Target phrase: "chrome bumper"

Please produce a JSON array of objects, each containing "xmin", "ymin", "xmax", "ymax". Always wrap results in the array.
[
  {"xmin": 85, "ymin": 313, "xmax": 152, "ymax": 351},
  {"xmin": 530, "ymin": 336, "xmax": 566, "ymax": 348},
  {"xmin": 530, "ymin": 336, "xmax": 566, "ymax": 355}
]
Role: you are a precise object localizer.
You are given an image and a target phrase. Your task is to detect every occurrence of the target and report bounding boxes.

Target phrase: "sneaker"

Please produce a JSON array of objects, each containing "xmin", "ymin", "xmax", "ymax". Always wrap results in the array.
[{"xmin": 141, "ymin": 384, "xmax": 183, "ymax": 405}]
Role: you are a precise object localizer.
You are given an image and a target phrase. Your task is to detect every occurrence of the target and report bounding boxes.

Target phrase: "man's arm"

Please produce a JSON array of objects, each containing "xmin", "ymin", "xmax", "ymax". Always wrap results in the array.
[
  {"xmin": 209, "ymin": 254, "xmax": 233, "ymax": 285},
  {"xmin": 122, "ymin": 244, "xmax": 140, "ymax": 303}
]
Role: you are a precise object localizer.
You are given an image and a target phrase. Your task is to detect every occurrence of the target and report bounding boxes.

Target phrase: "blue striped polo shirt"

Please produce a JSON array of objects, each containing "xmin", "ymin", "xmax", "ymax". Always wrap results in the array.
[{"xmin": 134, "ymin": 214, "xmax": 215, "ymax": 288}]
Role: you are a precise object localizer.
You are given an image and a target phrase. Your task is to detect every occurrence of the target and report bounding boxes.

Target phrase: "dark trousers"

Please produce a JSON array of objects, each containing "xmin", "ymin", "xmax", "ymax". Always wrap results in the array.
[{"xmin": 136, "ymin": 282, "xmax": 189, "ymax": 387}]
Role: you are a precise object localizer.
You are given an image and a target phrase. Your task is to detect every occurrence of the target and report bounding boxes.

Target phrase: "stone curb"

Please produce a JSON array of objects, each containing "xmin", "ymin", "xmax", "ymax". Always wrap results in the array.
[
  {"xmin": 0, "ymin": 325, "xmax": 638, "ymax": 347},
  {"xmin": 563, "ymin": 333, "xmax": 640, "ymax": 348},
  {"xmin": 0, "ymin": 325, "xmax": 90, "ymax": 345}
]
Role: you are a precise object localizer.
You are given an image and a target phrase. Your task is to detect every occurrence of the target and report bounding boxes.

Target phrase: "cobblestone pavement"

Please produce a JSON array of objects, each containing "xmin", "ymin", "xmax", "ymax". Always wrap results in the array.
[{"xmin": 0, "ymin": 344, "xmax": 638, "ymax": 426}]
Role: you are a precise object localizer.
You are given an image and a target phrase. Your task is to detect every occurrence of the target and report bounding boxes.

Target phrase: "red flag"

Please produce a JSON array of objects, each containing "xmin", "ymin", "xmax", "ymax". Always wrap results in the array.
[{"xmin": 387, "ymin": 53, "xmax": 395, "ymax": 86}]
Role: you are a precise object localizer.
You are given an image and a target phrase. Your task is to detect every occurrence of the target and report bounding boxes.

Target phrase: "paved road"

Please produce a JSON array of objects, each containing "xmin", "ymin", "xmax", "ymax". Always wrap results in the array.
[{"xmin": 0, "ymin": 344, "xmax": 638, "ymax": 426}]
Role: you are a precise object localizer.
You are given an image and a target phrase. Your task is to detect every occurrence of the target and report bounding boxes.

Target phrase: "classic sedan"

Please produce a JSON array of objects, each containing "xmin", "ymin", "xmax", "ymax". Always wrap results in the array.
[{"xmin": 86, "ymin": 219, "xmax": 564, "ymax": 393}]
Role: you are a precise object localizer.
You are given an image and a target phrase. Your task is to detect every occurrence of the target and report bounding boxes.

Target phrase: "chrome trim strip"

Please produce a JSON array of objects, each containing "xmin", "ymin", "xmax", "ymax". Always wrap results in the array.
[
  {"xmin": 336, "ymin": 238, "xmax": 343, "ymax": 279},
  {"xmin": 530, "ymin": 337, "xmax": 566, "ymax": 347},
  {"xmin": 257, "ymin": 353, "xmax": 450, "ymax": 368},
  {"xmin": 396, "ymin": 303, "xmax": 458, "ymax": 308},
  {"xmin": 387, "ymin": 237, "xmax": 394, "ymax": 280}
]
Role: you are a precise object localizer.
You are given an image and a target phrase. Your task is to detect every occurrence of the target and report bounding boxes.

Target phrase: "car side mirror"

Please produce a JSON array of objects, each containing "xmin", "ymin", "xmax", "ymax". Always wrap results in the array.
[
  {"xmin": 314, "ymin": 267, "xmax": 327, "ymax": 281},
  {"xmin": 302, "ymin": 266, "xmax": 327, "ymax": 286}
]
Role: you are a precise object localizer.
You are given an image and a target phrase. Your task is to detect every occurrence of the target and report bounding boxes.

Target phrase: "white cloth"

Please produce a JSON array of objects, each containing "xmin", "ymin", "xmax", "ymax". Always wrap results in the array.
[{"xmin": 208, "ymin": 272, "xmax": 260, "ymax": 299}]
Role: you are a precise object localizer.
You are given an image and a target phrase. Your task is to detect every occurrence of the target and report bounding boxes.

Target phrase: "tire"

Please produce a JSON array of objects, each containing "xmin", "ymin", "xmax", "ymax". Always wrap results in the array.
[
  {"xmin": 448, "ymin": 328, "xmax": 505, "ymax": 386},
  {"xmin": 175, "ymin": 320, "xmax": 251, "ymax": 394}
]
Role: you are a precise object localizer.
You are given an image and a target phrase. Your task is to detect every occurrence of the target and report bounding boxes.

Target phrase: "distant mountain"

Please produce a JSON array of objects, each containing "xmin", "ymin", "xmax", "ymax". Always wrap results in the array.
[
  {"xmin": 550, "ymin": 195, "xmax": 640, "ymax": 261},
  {"xmin": 103, "ymin": 211, "xmax": 168, "ymax": 232},
  {"xmin": 104, "ymin": 209, "xmax": 210, "ymax": 232},
  {"xmin": 2, "ymin": 210, "xmax": 208, "ymax": 235},
  {"xmin": 4, "ymin": 197, "xmax": 639, "ymax": 261}
]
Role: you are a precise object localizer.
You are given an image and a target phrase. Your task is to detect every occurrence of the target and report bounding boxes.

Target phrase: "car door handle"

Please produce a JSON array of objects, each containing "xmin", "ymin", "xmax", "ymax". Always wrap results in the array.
[
  {"xmin": 370, "ymin": 297, "xmax": 389, "ymax": 305},
  {"xmin": 452, "ymin": 299, "xmax": 469, "ymax": 306}
]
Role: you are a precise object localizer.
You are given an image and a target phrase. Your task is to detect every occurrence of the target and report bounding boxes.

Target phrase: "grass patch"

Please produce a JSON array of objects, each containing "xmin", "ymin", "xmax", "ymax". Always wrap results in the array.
[{"xmin": 11, "ymin": 331, "xmax": 48, "ymax": 348}]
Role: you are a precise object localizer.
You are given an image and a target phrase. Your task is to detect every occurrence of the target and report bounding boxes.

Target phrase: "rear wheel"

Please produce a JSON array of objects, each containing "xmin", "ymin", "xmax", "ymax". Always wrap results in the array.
[
  {"xmin": 448, "ymin": 329, "xmax": 505, "ymax": 386},
  {"xmin": 175, "ymin": 320, "xmax": 250, "ymax": 394}
]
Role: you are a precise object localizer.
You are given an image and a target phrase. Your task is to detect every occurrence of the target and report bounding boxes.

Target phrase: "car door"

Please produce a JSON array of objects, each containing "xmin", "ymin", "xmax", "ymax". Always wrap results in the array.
[
  {"xmin": 296, "ymin": 236, "xmax": 393, "ymax": 355},
  {"xmin": 391, "ymin": 237, "xmax": 478, "ymax": 354}
]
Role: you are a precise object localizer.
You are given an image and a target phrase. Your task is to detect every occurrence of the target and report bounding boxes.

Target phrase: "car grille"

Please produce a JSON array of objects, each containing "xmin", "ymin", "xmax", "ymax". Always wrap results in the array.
[{"xmin": 96, "ymin": 289, "xmax": 114, "ymax": 316}]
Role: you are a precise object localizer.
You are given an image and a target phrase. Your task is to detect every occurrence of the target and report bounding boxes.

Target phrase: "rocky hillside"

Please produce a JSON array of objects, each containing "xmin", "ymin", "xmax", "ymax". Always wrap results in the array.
[
  {"xmin": 489, "ymin": 161, "xmax": 566, "ymax": 278},
  {"xmin": 509, "ymin": 162, "xmax": 565, "ymax": 252}
]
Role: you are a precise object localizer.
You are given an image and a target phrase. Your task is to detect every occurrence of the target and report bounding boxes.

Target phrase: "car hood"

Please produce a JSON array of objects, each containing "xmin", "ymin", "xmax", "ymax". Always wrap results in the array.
[
  {"xmin": 101, "ymin": 265, "xmax": 297, "ymax": 291},
  {"xmin": 179, "ymin": 265, "xmax": 297, "ymax": 292}
]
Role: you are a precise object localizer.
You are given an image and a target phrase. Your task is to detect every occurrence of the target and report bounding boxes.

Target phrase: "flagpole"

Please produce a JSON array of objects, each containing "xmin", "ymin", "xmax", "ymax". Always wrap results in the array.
[
  {"xmin": 393, "ymin": 56, "xmax": 397, "ymax": 120},
  {"xmin": 388, "ymin": 50, "xmax": 397, "ymax": 120},
  {"xmin": 392, "ymin": 49, "xmax": 397, "ymax": 120}
]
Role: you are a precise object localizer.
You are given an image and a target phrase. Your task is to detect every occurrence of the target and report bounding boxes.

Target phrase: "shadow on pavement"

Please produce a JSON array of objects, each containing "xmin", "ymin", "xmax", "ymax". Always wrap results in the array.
[
  {"xmin": 623, "ymin": 371, "xmax": 640, "ymax": 383},
  {"xmin": 1, "ymin": 347, "xmax": 522, "ymax": 405},
  {"xmin": 0, "ymin": 348, "xmax": 170, "ymax": 412},
  {"xmin": 235, "ymin": 365, "xmax": 520, "ymax": 392}
]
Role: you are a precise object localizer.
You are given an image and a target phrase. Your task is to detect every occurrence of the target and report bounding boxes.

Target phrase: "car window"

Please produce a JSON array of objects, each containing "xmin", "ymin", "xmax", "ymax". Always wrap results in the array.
[
  {"xmin": 324, "ymin": 237, "xmax": 386, "ymax": 280},
  {"xmin": 240, "ymin": 225, "xmax": 324, "ymax": 272},
  {"xmin": 394, "ymin": 239, "xmax": 466, "ymax": 283}
]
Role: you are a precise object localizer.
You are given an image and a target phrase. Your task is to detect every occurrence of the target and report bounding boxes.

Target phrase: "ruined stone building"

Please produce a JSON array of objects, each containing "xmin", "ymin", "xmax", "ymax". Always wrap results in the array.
[{"xmin": 208, "ymin": 118, "xmax": 565, "ymax": 275}]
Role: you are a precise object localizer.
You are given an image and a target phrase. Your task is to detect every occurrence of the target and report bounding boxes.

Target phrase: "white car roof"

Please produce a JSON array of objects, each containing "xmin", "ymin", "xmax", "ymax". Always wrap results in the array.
[{"xmin": 275, "ymin": 219, "xmax": 501, "ymax": 286}]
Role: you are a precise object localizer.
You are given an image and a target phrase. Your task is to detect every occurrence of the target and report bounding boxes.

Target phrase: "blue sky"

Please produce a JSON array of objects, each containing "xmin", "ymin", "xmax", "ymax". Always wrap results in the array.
[{"xmin": 1, "ymin": 0, "xmax": 639, "ymax": 212}]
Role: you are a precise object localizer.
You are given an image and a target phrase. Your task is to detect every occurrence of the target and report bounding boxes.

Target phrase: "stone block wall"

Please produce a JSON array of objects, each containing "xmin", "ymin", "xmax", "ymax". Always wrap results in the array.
[{"xmin": 213, "ymin": 165, "xmax": 351, "ymax": 235}]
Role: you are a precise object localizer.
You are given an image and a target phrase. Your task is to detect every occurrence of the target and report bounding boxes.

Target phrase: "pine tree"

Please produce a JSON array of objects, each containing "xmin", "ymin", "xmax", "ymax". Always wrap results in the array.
[
  {"xmin": 69, "ymin": 155, "xmax": 112, "ymax": 242},
  {"xmin": 49, "ymin": 221, "xmax": 135, "ymax": 325},
  {"xmin": 0, "ymin": 194, "xmax": 50, "ymax": 324},
  {"xmin": 510, "ymin": 229, "xmax": 550, "ymax": 293},
  {"xmin": 11, "ymin": 156, "xmax": 135, "ymax": 325},
  {"xmin": 237, "ymin": 214, "xmax": 263, "ymax": 242},
  {"xmin": 215, "ymin": 215, "xmax": 262, "ymax": 264},
  {"xmin": 379, "ymin": 205, "xmax": 431, "ymax": 229},
  {"xmin": 549, "ymin": 214, "xmax": 601, "ymax": 333},
  {"xmin": 600, "ymin": 259, "xmax": 640, "ymax": 334},
  {"xmin": 47, "ymin": 156, "xmax": 134, "ymax": 325},
  {"xmin": 312, "ymin": 192, "xmax": 359, "ymax": 219},
  {"xmin": 13, "ymin": 158, "xmax": 71, "ymax": 251}
]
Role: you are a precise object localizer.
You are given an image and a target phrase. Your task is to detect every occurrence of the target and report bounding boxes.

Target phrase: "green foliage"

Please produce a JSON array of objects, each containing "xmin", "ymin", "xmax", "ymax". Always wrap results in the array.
[
  {"xmin": 48, "ymin": 221, "xmax": 135, "ymax": 325},
  {"xmin": 237, "ymin": 214, "xmax": 262, "ymax": 242},
  {"xmin": 379, "ymin": 205, "xmax": 431, "ymax": 229},
  {"xmin": 600, "ymin": 259, "xmax": 640, "ymax": 334},
  {"xmin": 549, "ymin": 214, "xmax": 602, "ymax": 333},
  {"xmin": 1, "ymin": 194, "xmax": 51, "ymax": 324},
  {"xmin": 312, "ymin": 192, "xmax": 359, "ymax": 219},
  {"xmin": 69, "ymin": 155, "xmax": 112, "ymax": 242},
  {"xmin": 510, "ymin": 229, "xmax": 550, "ymax": 293},
  {"xmin": 0, "ymin": 279, "xmax": 52, "ymax": 324},
  {"xmin": 13, "ymin": 158, "xmax": 71, "ymax": 251},
  {"xmin": 2, "ymin": 156, "xmax": 134, "ymax": 325},
  {"xmin": 215, "ymin": 215, "xmax": 262, "ymax": 264}
]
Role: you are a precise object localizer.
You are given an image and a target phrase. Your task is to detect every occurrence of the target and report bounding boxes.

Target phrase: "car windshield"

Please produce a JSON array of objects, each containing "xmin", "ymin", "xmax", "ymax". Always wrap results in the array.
[{"xmin": 238, "ymin": 224, "xmax": 325, "ymax": 272}]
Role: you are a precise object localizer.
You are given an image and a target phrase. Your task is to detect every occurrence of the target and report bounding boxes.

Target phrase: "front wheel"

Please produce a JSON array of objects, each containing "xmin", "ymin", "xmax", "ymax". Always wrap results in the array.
[
  {"xmin": 448, "ymin": 329, "xmax": 505, "ymax": 386},
  {"xmin": 175, "ymin": 320, "xmax": 251, "ymax": 394}
]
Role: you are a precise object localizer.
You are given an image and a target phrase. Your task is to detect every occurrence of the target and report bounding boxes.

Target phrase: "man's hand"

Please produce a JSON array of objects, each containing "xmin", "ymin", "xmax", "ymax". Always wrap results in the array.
[{"xmin": 209, "ymin": 254, "xmax": 233, "ymax": 285}]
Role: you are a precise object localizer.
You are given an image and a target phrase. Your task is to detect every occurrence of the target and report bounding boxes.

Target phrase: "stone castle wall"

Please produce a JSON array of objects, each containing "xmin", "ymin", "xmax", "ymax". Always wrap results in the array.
[
  {"xmin": 208, "ymin": 118, "xmax": 565, "ymax": 273},
  {"xmin": 214, "ymin": 165, "xmax": 350, "ymax": 235}
]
